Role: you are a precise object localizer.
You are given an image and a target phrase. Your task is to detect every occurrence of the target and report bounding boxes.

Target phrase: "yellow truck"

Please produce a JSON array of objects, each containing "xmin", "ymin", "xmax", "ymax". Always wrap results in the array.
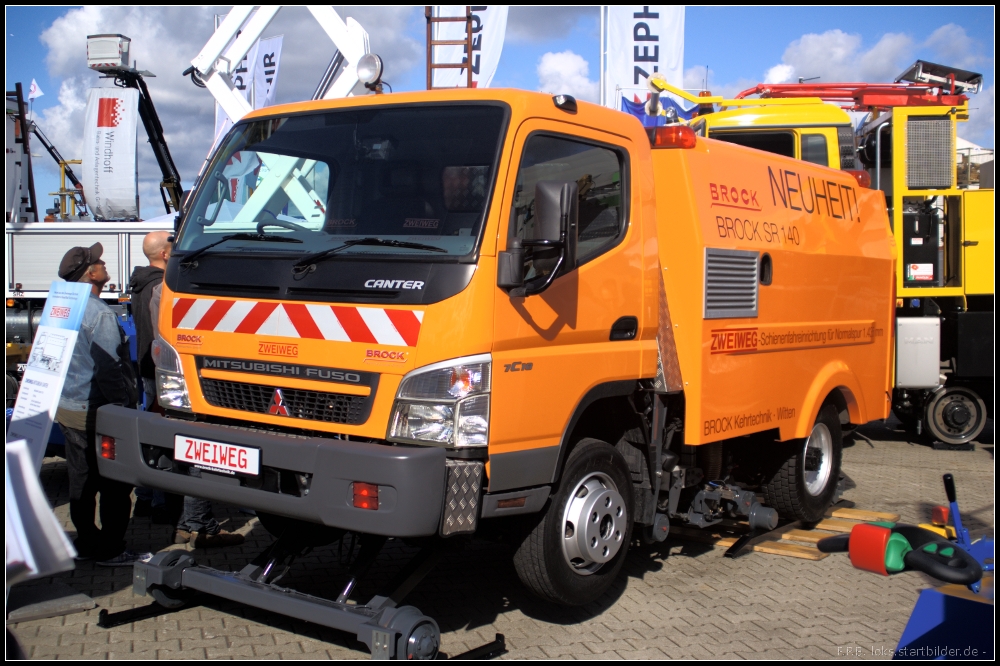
[
  {"xmin": 97, "ymin": 84, "xmax": 893, "ymax": 657},
  {"xmin": 667, "ymin": 60, "xmax": 993, "ymax": 447}
]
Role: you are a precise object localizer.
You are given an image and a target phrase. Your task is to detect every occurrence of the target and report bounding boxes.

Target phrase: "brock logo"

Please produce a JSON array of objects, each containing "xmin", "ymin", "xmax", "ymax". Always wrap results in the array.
[{"xmin": 268, "ymin": 388, "xmax": 290, "ymax": 416}]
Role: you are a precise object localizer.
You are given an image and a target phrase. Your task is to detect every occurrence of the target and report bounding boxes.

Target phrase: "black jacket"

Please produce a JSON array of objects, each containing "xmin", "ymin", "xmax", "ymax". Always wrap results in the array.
[{"xmin": 128, "ymin": 265, "xmax": 164, "ymax": 379}]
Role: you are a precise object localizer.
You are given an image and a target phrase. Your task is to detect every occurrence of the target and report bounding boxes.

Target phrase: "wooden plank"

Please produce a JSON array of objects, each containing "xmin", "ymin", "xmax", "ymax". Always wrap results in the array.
[
  {"xmin": 813, "ymin": 518, "xmax": 860, "ymax": 533},
  {"xmin": 830, "ymin": 507, "xmax": 900, "ymax": 522},
  {"xmin": 752, "ymin": 541, "xmax": 829, "ymax": 560},
  {"xmin": 669, "ymin": 527, "xmax": 739, "ymax": 548},
  {"xmin": 781, "ymin": 528, "xmax": 837, "ymax": 544}
]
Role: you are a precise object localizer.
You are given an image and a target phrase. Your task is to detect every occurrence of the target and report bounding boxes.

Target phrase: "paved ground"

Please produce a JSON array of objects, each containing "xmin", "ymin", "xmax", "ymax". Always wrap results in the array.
[{"xmin": 8, "ymin": 417, "xmax": 994, "ymax": 659}]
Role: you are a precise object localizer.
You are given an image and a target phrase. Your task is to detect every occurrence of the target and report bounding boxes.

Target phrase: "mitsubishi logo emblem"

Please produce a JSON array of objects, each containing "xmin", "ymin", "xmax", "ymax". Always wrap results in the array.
[{"xmin": 268, "ymin": 388, "xmax": 290, "ymax": 416}]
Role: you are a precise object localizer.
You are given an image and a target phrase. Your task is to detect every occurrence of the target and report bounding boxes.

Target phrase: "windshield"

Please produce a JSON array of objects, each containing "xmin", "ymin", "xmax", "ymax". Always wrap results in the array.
[{"xmin": 177, "ymin": 104, "xmax": 507, "ymax": 259}]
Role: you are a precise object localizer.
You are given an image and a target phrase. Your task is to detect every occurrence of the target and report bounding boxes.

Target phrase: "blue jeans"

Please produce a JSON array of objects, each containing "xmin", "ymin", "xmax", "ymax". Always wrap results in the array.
[{"xmin": 176, "ymin": 467, "xmax": 221, "ymax": 535}]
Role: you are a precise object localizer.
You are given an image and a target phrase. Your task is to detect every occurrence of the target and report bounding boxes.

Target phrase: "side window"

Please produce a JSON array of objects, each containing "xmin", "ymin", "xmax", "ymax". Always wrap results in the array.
[
  {"xmin": 510, "ymin": 135, "xmax": 625, "ymax": 277},
  {"xmin": 711, "ymin": 131, "xmax": 795, "ymax": 158},
  {"xmin": 801, "ymin": 134, "xmax": 829, "ymax": 166}
]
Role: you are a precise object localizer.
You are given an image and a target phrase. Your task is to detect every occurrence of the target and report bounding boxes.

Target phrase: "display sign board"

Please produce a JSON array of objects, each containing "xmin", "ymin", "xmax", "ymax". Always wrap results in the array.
[{"xmin": 6, "ymin": 280, "xmax": 91, "ymax": 470}]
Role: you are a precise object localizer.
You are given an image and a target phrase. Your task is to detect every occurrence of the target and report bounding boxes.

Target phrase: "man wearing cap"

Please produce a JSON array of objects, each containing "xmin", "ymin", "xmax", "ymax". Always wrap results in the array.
[{"xmin": 56, "ymin": 243, "xmax": 151, "ymax": 567}]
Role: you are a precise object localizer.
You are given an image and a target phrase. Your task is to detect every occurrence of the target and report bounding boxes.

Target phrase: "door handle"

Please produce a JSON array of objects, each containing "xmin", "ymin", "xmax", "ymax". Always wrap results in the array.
[
  {"xmin": 962, "ymin": 240, "xmax": 979, "ymax": 247},
  {"xmin": 610, "ymin": 316, "xmax": 638, "ymax": 341}
]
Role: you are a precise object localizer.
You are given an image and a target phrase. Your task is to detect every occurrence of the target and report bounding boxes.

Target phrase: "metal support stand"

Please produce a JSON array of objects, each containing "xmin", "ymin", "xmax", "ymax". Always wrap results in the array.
[{"xmin": 124, "ymin": 532, "xmax": 448, "ymax": 659}]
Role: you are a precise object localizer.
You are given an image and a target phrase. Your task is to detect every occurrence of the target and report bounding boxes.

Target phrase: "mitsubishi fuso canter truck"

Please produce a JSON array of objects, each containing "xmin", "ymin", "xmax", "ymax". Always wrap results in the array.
[{"xmin": 96, "ymin": 88, "xmax": 894, "ymax": 650}]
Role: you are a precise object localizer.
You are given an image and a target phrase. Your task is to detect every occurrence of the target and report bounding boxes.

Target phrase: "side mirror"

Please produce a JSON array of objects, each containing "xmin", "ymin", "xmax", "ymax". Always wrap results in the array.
[
  {"xmin": 497, "ymin": 180, "xmax": 578, "ymax": 297},
  {"xmin": 533, "ymin": 181, "xmax": 578, "ymax": 268}
]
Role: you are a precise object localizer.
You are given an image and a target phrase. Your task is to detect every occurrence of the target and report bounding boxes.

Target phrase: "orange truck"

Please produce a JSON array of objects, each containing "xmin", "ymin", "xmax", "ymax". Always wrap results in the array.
[{"xmin": 97, "ymin": 88, "xmax": 893, "ymax": 656}]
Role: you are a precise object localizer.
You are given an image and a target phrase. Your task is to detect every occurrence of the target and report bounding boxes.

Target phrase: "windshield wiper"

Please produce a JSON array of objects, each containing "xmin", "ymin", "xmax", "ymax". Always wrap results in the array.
[
  {"xmin": 291, "ymin": 237, "xmax": 447, "ymax": 275},
  {"xmin": 179, "ymin": 233, "xmax": 302, "ymax": 268}
]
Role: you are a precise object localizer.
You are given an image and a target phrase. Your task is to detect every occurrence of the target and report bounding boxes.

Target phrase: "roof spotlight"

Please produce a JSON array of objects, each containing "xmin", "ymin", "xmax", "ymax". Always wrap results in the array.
[{"xmin": 357, "ymin": 53, "xmax": 384, "ymax": 92}]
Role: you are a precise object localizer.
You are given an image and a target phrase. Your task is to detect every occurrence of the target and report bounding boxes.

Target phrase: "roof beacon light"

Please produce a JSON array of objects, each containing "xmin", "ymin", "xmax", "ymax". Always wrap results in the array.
[
  {"xmin": 649, "ymin": 125, "xmax": 697, "ymax": 149},
  {"xmin": 357, "ymin": 53, "xmax": 384, "ymax": 91},
  {"xmin": 552, "ymin": 94, "xmax": 578, "ymax": 113}
]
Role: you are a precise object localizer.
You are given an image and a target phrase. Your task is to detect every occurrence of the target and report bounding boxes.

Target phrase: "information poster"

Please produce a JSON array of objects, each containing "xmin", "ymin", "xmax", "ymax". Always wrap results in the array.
[{"xmin": 6, "ymin": 280, "xmax": 91, "ymax": 471}]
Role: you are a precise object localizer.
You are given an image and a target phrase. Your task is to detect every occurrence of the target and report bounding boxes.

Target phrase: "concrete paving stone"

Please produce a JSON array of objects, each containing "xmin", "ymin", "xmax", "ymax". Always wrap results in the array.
[
  {"xmin": 28, "ymin": 643, "xmax": 84, "ymax": 658},
  {"xmin": 206, "ymin": 644, "xmax": 257, "ymax": 658},
  {"xmin": 133, "ymin": 638, "xmax": 182, "ymax": 652},
  {"xmin": 178, "ymin": 637, "xmax": 228, "ymax": 650},
  {"xmin": 252, "ymin": 642, "xmax": 304, "ymax": 656}
]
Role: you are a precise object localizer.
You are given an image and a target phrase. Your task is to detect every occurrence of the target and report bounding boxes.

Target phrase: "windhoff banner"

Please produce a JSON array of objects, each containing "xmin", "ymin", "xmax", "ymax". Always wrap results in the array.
[
  {"xmin": 82, "ymin": 88, "xmax": 139, "ymax": 220},
  {"xmin": 431, "ymin": 5, "xmax": 508, "ymax": 89},
  {"xmin": 605, "ymin": 6, "xmax": 684, "ymax": 110}
]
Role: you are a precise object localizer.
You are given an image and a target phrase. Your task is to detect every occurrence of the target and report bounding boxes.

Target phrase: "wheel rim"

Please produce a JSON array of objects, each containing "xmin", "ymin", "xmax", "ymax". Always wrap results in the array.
[
  {"xmin": 927, "ymin": 388, "xmax": 985, "ymax": 444},
  {"xmin": 803, "ymin": 423, "xmax": 833, "ymax": 496},
  {"xmin": 561, "ymin": 472, "xmax": 627, "ymax": 575}
]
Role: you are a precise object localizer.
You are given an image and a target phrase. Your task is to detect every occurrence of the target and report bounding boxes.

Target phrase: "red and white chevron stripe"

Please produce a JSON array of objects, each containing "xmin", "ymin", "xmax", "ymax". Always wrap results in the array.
[{"xmin": 171, "ymin": 298, "xmax": 424, "ymax": 346}]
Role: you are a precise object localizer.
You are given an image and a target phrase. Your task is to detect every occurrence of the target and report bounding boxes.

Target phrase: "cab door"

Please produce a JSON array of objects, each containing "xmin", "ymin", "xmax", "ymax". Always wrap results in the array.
[{"xmin": 488, "ymin": 120, "xmax": 644, "ymax": 488}]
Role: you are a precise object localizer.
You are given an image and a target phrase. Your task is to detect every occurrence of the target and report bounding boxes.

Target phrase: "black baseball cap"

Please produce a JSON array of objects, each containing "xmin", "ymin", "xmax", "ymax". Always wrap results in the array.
[{"xmin": 58, "ymin": 243, "xmax": 104, "ymax": 281}]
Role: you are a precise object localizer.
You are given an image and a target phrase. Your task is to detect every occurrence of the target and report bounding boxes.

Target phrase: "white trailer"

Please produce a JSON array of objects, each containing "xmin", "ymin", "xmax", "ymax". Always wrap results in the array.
[{"xmin": 5, "ymin": 219, "xmax": 174, "ymax": 301}]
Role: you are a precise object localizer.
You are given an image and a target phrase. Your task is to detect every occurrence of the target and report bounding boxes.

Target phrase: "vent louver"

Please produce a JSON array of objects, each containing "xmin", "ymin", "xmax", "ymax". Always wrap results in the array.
[{"xmin": 704, "ymin": 248, "xmax": 759, "ymax": 319}]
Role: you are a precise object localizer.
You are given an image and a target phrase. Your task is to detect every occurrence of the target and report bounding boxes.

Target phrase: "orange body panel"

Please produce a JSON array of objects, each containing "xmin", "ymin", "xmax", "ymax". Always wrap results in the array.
[{"xmin": 654, "ymin": 139, "xmax": 894, "ymax": 443}]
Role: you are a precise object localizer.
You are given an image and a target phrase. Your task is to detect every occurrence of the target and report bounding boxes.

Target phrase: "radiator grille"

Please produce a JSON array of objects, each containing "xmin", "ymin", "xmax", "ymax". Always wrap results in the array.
[
  {"xmin": 907, "ymin": 118, "xmax": 953, "ymax": 189},
  {"xmin": 704, "ymin": 248, "xmax": 759, "ymax": 319},
  {"xmin": 201, "ymin": 378, "xmax": 370, "ymax": 425}
]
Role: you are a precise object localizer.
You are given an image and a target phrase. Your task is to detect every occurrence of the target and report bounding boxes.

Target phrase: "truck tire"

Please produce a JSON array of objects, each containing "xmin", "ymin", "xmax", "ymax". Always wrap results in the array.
[
  {"xmin": 762, "ymin": 403, "xmax": 842, "ymax": 523},
  {"xmin": 512, "ymin": 438, "xmax": 634, "ymax": 606},
  {"xmin": 924, "ymin": 386, "xmax": 987, "ymax": 445}
]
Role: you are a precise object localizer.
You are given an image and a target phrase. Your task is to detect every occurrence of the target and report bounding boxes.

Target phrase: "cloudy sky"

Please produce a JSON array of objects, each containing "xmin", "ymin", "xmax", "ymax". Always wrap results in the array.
[{"xmin": 6, "ymin": 6, "xmax": 994, "ymax": 219}]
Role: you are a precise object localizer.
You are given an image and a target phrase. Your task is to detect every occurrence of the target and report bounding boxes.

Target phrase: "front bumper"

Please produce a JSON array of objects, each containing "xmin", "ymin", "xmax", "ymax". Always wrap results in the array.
[{"xmin": 96, "ymin": 405, "xmax": 447, "ymax": 537}]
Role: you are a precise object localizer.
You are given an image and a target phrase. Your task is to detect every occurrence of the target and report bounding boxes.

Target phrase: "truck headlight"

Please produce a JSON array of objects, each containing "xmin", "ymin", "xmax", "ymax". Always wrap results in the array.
[
  {"xmin": 388, "ymin": 354, "xmax": 490, "ymax": 448},
  {"xmin": 152, "ymin": 338, "xmax": 191, "ymax": 411}
]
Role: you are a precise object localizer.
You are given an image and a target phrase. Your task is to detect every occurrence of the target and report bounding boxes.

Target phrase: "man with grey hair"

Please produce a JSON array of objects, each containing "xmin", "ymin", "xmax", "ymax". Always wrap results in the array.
[
  {"xmin": 56, "ymin": 243, "xmax": 150, "ymax": 566},
  {"xmin": 127, "ymin": 230, "xmax": 174, "ymax": 522}
]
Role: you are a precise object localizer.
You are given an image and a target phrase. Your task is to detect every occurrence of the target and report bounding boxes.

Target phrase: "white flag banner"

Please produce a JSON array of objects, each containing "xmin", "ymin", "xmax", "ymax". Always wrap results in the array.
[
  {"xmin": 28, "ymin": 78, "xmax": 45, "ymax": 101},
  {"xmin": 605, "ymin": 6, "xmax": 684, "ymax": 109},
  {"xmin": 432, "ymin": 6, "xmax": 508, "ymax": 88},
  {"xmin": 254, "ymin": 35, "xmax": 283, "ymax": 109},
  {"xmin": 82, "ymin": 88, "xmax": 139, "ymax": 219}
]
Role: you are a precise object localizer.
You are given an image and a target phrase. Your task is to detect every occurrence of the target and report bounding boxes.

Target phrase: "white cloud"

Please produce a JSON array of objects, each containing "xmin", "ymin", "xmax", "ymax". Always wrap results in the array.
[
  {"xmin": 764, "ymin": 64, "xmax": 794, "ymax": 85},
  {"xmin": 34, "ymin": 6, "xmax": 422, "ymax": 218},
  {"xmin": 924, "ymin": 24, "xmax": 985, "ymax": 71},
  {"xmin": 768, "ymin": 29, "xmax": 915, "ymax": 85},
  {"xmin": 536, "ymin": 50, "xmax": 598, "ymax": 103}
]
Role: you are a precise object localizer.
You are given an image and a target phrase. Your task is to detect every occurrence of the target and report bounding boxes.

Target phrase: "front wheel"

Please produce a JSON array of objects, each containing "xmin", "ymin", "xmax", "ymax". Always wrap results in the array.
[
  {"xmin": 762, "ymin": 402, "xmax": 843, "ymax": 523},
  {"xmin": 513, "ymin": 438, "xmax": 634, "ymax": 606}
]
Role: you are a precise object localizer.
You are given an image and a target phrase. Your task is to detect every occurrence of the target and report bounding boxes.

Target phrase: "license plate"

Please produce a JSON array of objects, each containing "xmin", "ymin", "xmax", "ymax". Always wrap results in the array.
[{"xmin": 174, "ymin": 435, "xmax": 260, "ymax": 476}]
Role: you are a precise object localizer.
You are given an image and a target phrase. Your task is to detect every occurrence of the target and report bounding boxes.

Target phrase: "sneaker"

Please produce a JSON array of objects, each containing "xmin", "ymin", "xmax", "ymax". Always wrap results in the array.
[
  {"xmin": 95, "ymin": 549, "xmax": 154, "ymax": 567},
  {"xmin": 191, "ymin": 530, "xmax": 245, "ymax": 549}
]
